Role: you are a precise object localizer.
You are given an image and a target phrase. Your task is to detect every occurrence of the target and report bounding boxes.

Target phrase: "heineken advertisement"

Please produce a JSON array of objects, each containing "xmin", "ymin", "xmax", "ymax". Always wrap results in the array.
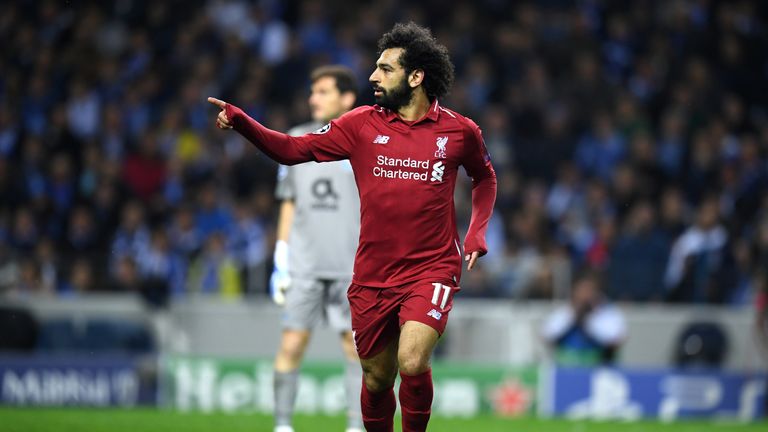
[{"xmin": 161, "ymin": 356, "xmax": 538, "ymax": 417}]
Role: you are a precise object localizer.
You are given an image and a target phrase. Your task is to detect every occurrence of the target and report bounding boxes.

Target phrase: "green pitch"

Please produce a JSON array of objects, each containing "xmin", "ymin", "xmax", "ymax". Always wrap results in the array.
[{"xmin": 0, "ymin": 408, "xmax": 763, "ymax": 432}]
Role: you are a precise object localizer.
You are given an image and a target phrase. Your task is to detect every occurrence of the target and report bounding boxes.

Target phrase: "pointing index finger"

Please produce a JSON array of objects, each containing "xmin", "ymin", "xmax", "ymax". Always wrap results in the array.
[{"xmin": 207, "ymin": 97, "xmax": 226, "ymax": 108}]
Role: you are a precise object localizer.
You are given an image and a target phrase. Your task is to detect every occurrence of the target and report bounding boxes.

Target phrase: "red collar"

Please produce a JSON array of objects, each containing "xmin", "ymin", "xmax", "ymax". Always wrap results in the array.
[{"xmin": 377, "ymin": 99, "xmax": 441, "ymax": 125}]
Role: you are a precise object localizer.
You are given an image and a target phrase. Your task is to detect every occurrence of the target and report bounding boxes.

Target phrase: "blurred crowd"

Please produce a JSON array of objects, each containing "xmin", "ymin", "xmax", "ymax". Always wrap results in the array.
[{"xmin": 0, "ymin": 0, "xmax": 767, "ymax": 307}]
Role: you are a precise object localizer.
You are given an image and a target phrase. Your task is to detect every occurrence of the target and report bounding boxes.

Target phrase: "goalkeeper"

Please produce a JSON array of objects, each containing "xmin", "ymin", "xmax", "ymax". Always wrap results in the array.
[{"xmin": 269, "ymin": 65, "xmax": 362, "ymax": 432}]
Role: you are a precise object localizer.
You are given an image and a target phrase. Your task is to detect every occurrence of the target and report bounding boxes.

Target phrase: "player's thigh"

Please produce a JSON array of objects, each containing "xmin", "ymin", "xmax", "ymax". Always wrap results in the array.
[
  {"xmin": 398, "ymin": 280, "xmax": 458, "ymax": 336},
  {"xmin": 397, "ymin": 321, "xmax": 439, "ymax": 373},
  {"xmin": 359, "ymin": 337, "xmax": 398, "ymax": 389},
  {"xmin": 282, "ymin": 278, "xmax": 325, "ymax": 330},
  {"xmin": 347, "ymin": 283, "xmax": 400, "ymax": 360},
  {"xmin": 325, "ymin": 278, "xmax": 353, "ymax": 332}
]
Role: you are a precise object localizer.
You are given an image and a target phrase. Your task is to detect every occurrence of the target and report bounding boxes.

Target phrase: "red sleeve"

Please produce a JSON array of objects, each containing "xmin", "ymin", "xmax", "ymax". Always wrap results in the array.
[
  {"xmin": 461, "ymin": 121, "xmax": 497, "ymax": 256},
  {"xmin": 226, "ymin": 104, "xmax": 365, "ymax": 165}
]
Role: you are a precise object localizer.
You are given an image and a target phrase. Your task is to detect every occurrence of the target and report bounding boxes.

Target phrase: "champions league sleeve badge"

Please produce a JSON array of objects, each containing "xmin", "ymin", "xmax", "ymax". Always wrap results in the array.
[{"xmin": 312, "ymin": 123, "xmax": 331, "ymax": 134}]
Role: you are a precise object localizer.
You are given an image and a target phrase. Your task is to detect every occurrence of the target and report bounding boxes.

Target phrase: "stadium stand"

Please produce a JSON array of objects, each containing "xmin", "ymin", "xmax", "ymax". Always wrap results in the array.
[
  {"xmin": 2, "ymin": 1, "xmax": 766, "ymax": 304},
  {"xmin": 0, "ymin": 0, "xmax": 766, "ymax": 367}
]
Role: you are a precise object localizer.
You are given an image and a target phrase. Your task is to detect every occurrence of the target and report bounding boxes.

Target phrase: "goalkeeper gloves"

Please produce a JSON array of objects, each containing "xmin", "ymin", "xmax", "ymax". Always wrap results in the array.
[{"xmin": 269, "ymin": 240, "xmax": 291, "ymax": 305}]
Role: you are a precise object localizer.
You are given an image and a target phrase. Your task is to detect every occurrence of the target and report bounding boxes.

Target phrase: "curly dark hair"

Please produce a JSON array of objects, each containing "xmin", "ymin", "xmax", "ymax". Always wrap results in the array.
[{"xmin": 377, "ymin": 22, "xmax": 455, "ymax": 101}]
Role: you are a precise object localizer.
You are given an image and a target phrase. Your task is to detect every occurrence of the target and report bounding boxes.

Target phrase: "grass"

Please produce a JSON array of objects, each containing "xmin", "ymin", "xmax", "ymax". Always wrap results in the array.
[{"xmin": 0, "ymin": 408, "xmax": 764, "ymax": 432}]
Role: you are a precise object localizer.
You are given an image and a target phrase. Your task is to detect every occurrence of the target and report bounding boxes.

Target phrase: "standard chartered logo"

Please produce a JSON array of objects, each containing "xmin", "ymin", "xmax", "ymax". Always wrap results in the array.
[
  {"xmin": 431, "ymin": 161, "xmax": 444, "ymax": 182},
  {"xmin": 373, "ymin": 155, "xmax": 444, "ymax": 182}
]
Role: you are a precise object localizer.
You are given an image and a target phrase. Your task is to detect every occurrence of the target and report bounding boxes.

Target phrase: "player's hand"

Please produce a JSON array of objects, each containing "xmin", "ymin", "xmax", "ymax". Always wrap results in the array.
[
  {"xmin": 269, "ymin": 269, "xmax": 291, "ymax": 306},
  {"xmin": 465, "ymin": 251, "xmax": 480, "ymax": 271},
  {"xmin": 207, "ymin": 97, "xmax": 233, "ymax": 129}
]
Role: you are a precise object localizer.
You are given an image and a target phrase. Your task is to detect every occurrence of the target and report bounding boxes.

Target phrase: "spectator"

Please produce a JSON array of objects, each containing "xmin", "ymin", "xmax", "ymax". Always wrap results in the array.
[
  {"xmin": 228, "ymin": 199, "xmax": 268, "ymax": 293},
  {"xmin": 162, "ymin": 157, "xmax": 185, "ymax": 208},
  {"xmin": 658, "ymin": 186, "xmax": 688, "ymax": 238},
  {"xmin": 683, "ymin": 130, "xmax": 719, "ymax": 203},
  {"xmin": 627, "ymin": 131, "xmax": 665, "ymax": 200},
  {"xmin": 63, "ymin": 205, "xmax": 100, "ymax": 257},
  {"xmin": 195, "ymin": 182, "xmax": 233, "ymax": 239},
  {"xmin": 18, "ymin": 137, "xmax": 47, "ymax": 212},
  {"xmin": 91, "ymin": 179, "xmax": 122, "ymax": 239},
  {"xmin": 541, "ymin": 271, "xmax": 627, "ymax": 366},
  {"xmin": 48, "ymin": 154, "xmax": 77, "ymax": 218},
  {"xmin": 9, "ymin": 206, "xmax": 39, "ymax": 254},
  {"xmin": 657, "ymin": 109, "xmax": 686, "ymax": 179},
  {"xmin": 17, "ymin": 258, "xmax": 43, "ymax": 295},
  {"xmin": 35, "ymin": 237, "xmax": 59, "ymax": 293},
  {"xmin": 60, "ymin": 258, "xmax": 96, "ymax": 296},
  {"xmin": 187, "ymin": 231, "xmax": 242, "ymax": 299},
  {"xmin": 574, "ymin": 112, "xmax": 626, "ymax": 181},
  {"xmin": 108, "ymin": 256, "xmax": 141, "ymax": 293},
  {"xmin": 110, "ymin": 201, "xmax": 151, "ymax": 267},
  {"xmin": 584, "ymin": 215, "xmax": 617, "ymax": 270},
  {"xmin": 100, "ymin": 104, "xmax": 126, "ymax": 162},
  {"xmin": 607, "ymin": 201, "xmax": 670, "ymax": 302},
  {"xmin": 78, "ymin": 144, "xmax": 102, "ymax": 199},
  {"xmin": 546, "ymin": 163, "xmax": 583, "ymax": 223},
  {"xmin": 66, "ymin": 79, "xmax": 101, "ymax": 140},
  {"xmin": 122, "ymin": 131, "xmax": 167, "ymax": 202},
  {"xmin": 168, "ymin": 205, "xmax": 204, "ymax": 260},
  {"xmin": 665, "ymin": 197, "xmax": 735, "ymax": 303},
  {"xmin": 137, "ymin": 228, "xmax": 186, "ymax": 298}
]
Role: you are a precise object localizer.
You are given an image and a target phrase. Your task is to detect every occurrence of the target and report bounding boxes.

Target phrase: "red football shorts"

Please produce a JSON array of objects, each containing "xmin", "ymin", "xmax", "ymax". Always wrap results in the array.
[{"xmin": 347, "ymin": 279, "xmax": 459, "ymax": 359}]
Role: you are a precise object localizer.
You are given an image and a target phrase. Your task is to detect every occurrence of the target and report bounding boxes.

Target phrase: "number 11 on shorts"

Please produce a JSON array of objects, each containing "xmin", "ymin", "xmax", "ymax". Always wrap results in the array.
[{"xmin": 431, "ymin": 283, "xmax": 451, "ymax": 309}]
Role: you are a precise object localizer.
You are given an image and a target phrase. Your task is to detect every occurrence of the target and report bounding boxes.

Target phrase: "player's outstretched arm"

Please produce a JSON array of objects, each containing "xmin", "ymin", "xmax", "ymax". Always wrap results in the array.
[
  {"xmin": 208, "ymin": 97, "xmax": 357, "ymax": 164},
  {"xmin": 207, "ymin": 97, "xmax": 314, "ymax": 165}
]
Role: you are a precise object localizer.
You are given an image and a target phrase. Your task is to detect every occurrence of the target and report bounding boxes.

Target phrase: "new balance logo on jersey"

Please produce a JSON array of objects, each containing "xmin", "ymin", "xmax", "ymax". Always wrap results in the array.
[
  {"xmin": 427, "ymin": 309, "xmax": 443, "ymax": 320},
  {"xmin": 373, "ymin": 135, "xmax": 390, "ymax": 144},
  {"xmin": 435, "ymin": 136, "xmax": 448, "ymax": 158},
  {"xmin": 431, "ymin": 161, "xmax": 445, "ymax": 182}
]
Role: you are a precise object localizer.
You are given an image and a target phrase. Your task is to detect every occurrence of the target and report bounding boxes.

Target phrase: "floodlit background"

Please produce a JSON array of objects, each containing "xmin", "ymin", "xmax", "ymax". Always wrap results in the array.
[{"xmin": 0, "ymin": 0, "xmax": 767, "ymax": 429}]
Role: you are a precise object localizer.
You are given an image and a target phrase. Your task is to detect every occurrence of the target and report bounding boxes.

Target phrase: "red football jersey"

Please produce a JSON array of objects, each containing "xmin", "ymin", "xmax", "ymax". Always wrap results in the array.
[{"xmin": 226, "ymin": 99, "xmax": 497, "ymax": 288}]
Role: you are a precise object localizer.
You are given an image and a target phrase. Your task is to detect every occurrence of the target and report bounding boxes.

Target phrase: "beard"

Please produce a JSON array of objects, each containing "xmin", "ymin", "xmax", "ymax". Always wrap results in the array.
[{"xmin": 373, "ymin": 76, "xmax": 414, "ymax": 111}]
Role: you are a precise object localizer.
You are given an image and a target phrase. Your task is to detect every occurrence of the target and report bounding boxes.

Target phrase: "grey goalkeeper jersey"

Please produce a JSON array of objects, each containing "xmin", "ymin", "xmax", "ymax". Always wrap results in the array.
[{"xmin": 275, "ymin": 121, "xmax": 361, "ymax": 280}]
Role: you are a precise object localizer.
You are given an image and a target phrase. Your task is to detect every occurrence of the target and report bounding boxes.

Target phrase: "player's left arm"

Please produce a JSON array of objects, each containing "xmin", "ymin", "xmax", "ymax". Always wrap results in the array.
[
  {"xmin": 461, "ymin": 122, "xmax": 497, "ymax": 270},
  {"xmin": 207, "ymin": 97, "xmax": 358, "ymax": 164}
]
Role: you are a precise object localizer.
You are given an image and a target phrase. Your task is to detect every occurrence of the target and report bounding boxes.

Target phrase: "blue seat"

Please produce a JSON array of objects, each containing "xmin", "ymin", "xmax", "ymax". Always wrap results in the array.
[
  {"xmin": 81, "ymin": 319, "xmax": 155, "ymax": 354},
  {"xmin": 37, "ymin": 319, "xmax": 80, "ymax": 352},
  {"xmin": 37, "ymin": 318, "xmax": 155, "ymax": 354}
]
